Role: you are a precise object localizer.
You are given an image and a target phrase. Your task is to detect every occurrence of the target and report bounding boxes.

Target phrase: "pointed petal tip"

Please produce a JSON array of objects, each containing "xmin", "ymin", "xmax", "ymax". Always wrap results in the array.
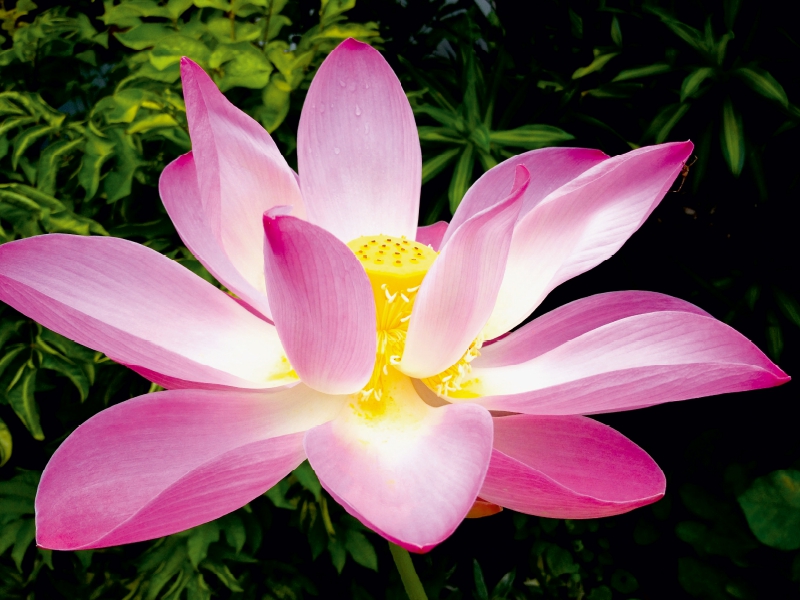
[
  {"xmin": 338, "ymin": 37, "xmax": 371, "ymax": 52},
  {"xmin": 263, "ymin": 205, "xmax": 294, "ymax": 222}
]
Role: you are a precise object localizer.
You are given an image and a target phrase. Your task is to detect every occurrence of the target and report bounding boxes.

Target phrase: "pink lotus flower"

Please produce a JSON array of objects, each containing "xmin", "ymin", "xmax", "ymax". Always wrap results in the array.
[{"xmin": 0, "ymin": 40, "xmax": 788, "ymax": 553}]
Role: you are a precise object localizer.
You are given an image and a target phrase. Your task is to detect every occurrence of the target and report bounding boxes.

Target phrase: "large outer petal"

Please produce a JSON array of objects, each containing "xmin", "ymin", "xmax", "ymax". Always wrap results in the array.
[
  {"xmin": 305, "ymin": 374, "xmax": 492, "ymax": 552},
  {"xmin": 263, "ymin": 211, "xmax": 376, "ymax": 394},
  {"xmin": 479, "ymin": 415, "xmax": 665, "ymax": 518},
  {"xmin": 37, "ymin": 386, "xmax": 346, "ymax": 550},
  {"xmin": 400, "ymin": 166, "xmax": 528, "ymax": 378},
  {"xmin": 297, "ymin": 39, "xmax": 421, "ymax": 242},
  {"xmin": 462, "ymin": 307, "xmax": 788, "ymax": 414},
  {"xmin": 442, "ymin": 147, "xmax": 608, "ymax": 248},
  {"xmin": 0, "ymin": 235, "xmax": 294, "ymax": 389},
  {"xmin": 483, "ymin": 142, "xmax": 693, "ymax": 338},
  {"xmin": 160, "ymin": 153, "xmax": 271, "ymax": 319},
  {"xmin": 179, "ymin": 58, "xmax": 304, "ymax": 318}
]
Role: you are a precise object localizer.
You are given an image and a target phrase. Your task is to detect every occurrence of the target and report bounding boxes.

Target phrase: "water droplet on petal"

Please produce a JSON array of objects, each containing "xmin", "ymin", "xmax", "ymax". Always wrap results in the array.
[
  {"xmin": 365, "ymin": 83, "xmax": 370, "ymax": 89},
  {"xmin": 334, "ymin": 147, "xmax": 340, "ymax": 154},
  {"xmin": 355, "ymin": 104, "xmax": 362, "ymax": 116},
  {"xmin": 348, "ymin": 81, "xmax": 356, "ymax": 92},
  {"xmin": 339, "ymin": 79, "xmax": 346, "ymax": 87},
  {"xmin": 364, "ymin": 123, "xmax": 370, "ymax": 135}
]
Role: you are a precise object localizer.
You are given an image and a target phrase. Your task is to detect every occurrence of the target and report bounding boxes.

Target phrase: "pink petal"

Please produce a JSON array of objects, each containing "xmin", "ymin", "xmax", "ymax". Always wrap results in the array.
[
  {"xmin": 443, "ymin": 147, "xmax": 608, "ymax": 248},
  {"xmin": 480, "ymin": 415, "xmax": 665, "ymax": 518},
  {"xmin": 304, "ymin": 375, "xmax": 493, "ymax": 552},
  {"xmin": 297, "ymin": 39, "xmax": 421, "ymax": 242},
  {"xmin": 160, "ymin": 153, "xmax": 271, "ymax": 319},
  {"xmin": 263, "ymin": 211, "xmax": 376, "ymax": 394},
  {"xmin": 465, "ymin": 309, "xmax": 788, "ymax": 414},
  {"xmin": 415, "ymin": 221, "xmax": 449, "ymax": 252},
  {"xmin": 484, "ymin": 142, "xmax": 693, "ymax": 338},
  {"xmin": 178, "ymin": 58, "xmax": 304, "ymax": 319},
  {"xmin": 36, "ymin": 386, "xmax": 345, "ymax": 550},
  {"xmin": 0, "ymin": 235, "xmax": 294, "ymax": 389},
  {"xmin": 400, "ymin": 166, "xmax": 529, "ymax": 378},
  {"xmin": 479, "ymin": 291, "xmax": 710, "ymax": 367}
]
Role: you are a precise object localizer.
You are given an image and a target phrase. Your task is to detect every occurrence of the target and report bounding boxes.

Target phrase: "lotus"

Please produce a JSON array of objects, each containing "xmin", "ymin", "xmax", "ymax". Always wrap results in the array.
[{"xmin": 0, "ymin": 39, "xmax": 787, "ymax": 554}]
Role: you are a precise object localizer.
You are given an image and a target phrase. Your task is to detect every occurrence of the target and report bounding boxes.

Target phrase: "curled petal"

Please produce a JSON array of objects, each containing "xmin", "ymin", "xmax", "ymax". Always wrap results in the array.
[
  {"xmin": 480, "ymin": 415, "xmax": 665, "ymax": 518},
  {"xmin": 305, "ymin": 374, "xmax": 493, "ymax": 552},
  {"xmin": 484, "ymin": 142, "xmax": 693, "ymax": 338},
  {"xmin": 400, "ymin": 166, "xmax": 528, "ymax": 378},
  {"xmin": 0, "ymin": 235, "xmax": 294, "ymax": 389},
  {"xmin": 298, "ymin": 39, "xmax": 421, "ymax": 242},
  {"xmin": 415, "ymin": 221, "xmax": 449, "ymax": 252},
  {"xmin": 263, "ymin": 211, "xmax": 376, "ymax": 394},
  {"xmin": 443, "ymin": 147, "xmax": 608, "ymax": 248},
  {"xmin": 179, "ymin": 59, "xmax": 304, "ymax": 318},
  {"xmin": 36, "ymin": 386, "xmax": 345, "ymax": 550},
  {"xmin": 463, "ymin": 304, "xmax": 788, "ymax": 414}
]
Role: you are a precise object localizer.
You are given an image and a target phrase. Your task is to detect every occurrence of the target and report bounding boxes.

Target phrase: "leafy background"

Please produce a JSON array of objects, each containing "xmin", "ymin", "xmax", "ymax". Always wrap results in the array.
[{"xmin": 1, "ymin": 0, "xmax": 798, "ymax": 598}]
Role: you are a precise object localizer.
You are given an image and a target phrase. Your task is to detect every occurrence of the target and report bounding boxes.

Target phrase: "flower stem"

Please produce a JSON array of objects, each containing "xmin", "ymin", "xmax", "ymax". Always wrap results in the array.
[{"xmin": 389, "ymin": 542, "xmax": 428, "ymax": 600}]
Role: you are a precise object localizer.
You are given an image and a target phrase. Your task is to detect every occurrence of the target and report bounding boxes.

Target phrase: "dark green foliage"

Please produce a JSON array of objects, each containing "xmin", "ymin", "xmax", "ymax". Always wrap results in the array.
[{"xmin": 2, "ymin": 0, "xmax": 799, "ymax": 598}]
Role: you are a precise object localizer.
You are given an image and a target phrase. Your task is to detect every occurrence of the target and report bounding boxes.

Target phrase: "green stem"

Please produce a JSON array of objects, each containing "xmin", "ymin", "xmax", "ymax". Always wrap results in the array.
[{"xmin": 389, "ymin": 542, "xmax": 428, "ymax": 600}]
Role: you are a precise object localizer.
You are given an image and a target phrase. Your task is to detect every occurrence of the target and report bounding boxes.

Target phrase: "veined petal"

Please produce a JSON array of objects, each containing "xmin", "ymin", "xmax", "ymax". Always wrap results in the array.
[
  {"xmin": 36, "ymin": 386, "xmax": 345, "ymax": 550},
  {"xmin": 179, "ymin": 58, "xmax": 304, "ymax": 318},
  {"xmin": 400, "ymin": 166, "xmax": 529, "ymax": 378},
  {"xmin": 305, "ymin": 374, "xmax": 492, "ymax": 552},
  {"xmin": 0, "ymin": 235, "xmax": 294, "ymax": 389},
  {"xmin": 160, "ymin": 153, "xmax": 271, "ymax": 319},
  {"xmin": 297, "ymin": 39, "xmax": 421, "ymax": 242},
  {"xmin": 443, "ymin": 147, "xmax": 608, "ymax": 248},
  {"xmin": 415, "ymin": 221, "xmax": 449, "ymax": 252},
  {"xmin": 462, "ymin": 308, "xmax": 788, "ymax": 414},
  {"xmin": 483, "ymin": 142, "xmax": 693, "ymax": 338},
  {"xmin": 263, "ymin": 211, "xmax": 376, "ymax": 394},
  {"xmin": 479, "ymin": 291, "xmax": 710, "ymax": 367},
  {"xmin": 480, "ymin": 415, "xmax": 665, "ymax": 518}
]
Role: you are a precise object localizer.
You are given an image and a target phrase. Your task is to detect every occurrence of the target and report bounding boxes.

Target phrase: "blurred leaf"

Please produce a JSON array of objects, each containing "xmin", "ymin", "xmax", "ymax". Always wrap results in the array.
[
  {"xmin": 610, "ymin": 15, "xmax": 622, "ymax": 46},
  {"xmin": 681, "ymin": 67, "xmax": 714, "ymax": 101},
  {"xmin": 490, "ymin": 124, "xmax": 573, "ymax": 148},
  {"xmin": 734, "ymin": 67, "xmax": 789, "ymax": 108},
  {"xmin": 293, "ymin": 460, "xmax": 322, "ymax": 501},
  {"xmin": 0, "ymin": 416, "xmax": 11, "ymax": 467},
  {"xmin": 492, "ymin": 569, "xmax": 515, "ymax": 598},
  {"xmin": 720, "ymin": 97, "xmax": 745, "ymax": 176},
  {"xmin": 765, "ymin": 311, "xmax": 783, "ymax": 360},
  {"xmin": 473, "ymin": 559, "xmax": 489, "ymax": 600},
  {"xmin": 774, "ymin": 288, "xmax": 800, "ymax": 328},
  {"xmin": 612, "ymin": 63, "xmax": 671, "ymax": 82},
  {"xmin": 421, "ymin": 147, "xmax": 460, "ymax": 184},
  {"xmin": 572, "ymin": 51, "xmax": 619, "ymax": 79},
  {"xmin": 646, "ymin": 103, "xmax": 690, "ymax": 143},
  {"xmin": 448, "ymin": 144, "xmax": 474, "ymax": 214},
  {"xmin": 344, "ymin": 530, "xmax": 377, "ymax": 571},
  {"xmin": 739, "ymin": 470, "xmax": 800, "ymax": 550}
]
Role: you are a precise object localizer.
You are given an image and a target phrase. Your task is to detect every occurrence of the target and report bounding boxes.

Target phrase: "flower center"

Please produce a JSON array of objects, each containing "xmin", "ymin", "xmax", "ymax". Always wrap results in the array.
[{"xmin": 345, "ymin": 235, "xmax": 437, "ymax": 417}]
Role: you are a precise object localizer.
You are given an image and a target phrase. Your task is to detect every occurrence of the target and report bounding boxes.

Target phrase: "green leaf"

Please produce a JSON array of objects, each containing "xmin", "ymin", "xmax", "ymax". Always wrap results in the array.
[
  {"xmin": 572, "ymin": 51, "xmax": 619, "ymax": 79},
  {"xmin": 201, "ymin": 561, "xmax": 243, "ymax": 592},
  {"xmin": 489, "ymin": 124, "xmax": 574, "ymax": 149},
  {"xmin": 646, "ymin": 103, "xmax": 690, "ymax": 143},
  {"xmin": 79, "ymin": 133, "xmax": 116, "ymax": 200},
  {"xmin": 766, "ymin": 311, "xmax": 783, "ymax": 360},
  {"xmin": 448, "ymin": 144, "xmax": 474, "ymax": 214},
  {"xmin": 0, "ymin": 345, "xmax": 26, "ymax": 379},
  {"xmin": 412, "ymin": 105, "xmax": 461, "ymax": 129},
  {"xmin": 720, "ymin": 97, "xmax": 745, "ymax": 176},
  {"xmin": 293, "ymin": 460, "xmax": 322, "ymax": 500},
  {"xmin": 738, "ymin": 470, "xmax": 800, "ymax": 550},
  {"xmin": 126, "ymin": 113, "xmax": 179, "ymax": 135},
  {"xmin": 344, "ymin": 530, "xmax": 377, "ymax": 571},
  {"xmin": 0, "ymin": 416, "xmax": 11, "ymax": 467},
  {"xmin": 187, "ymin": 522, "xmax": 220, "ymax": 568},
  {"xmin": 327, "ymin": 535, "xmax": 347, "ymax": 574},
  {"xmin": 612, "ymin": 63, "xmax": 671, "ymax": 82},
  {"xmin": 11, "ymin": 518, "xmax": 35, "ymax": 571},
  {"xmin": 473, "ymin": 559, "xmax": 489, "ymax": 600},
  {"xmin": 680, "ymin": 67, "xmax": 714, "ymax": 101},
  {"xmin": 115, "ymin": 23, "xmax": 177, "ymax": 50},
  {"xmin": 417, "ymin": 126, "xmax": 463, "ymax": 143},
  {"xmin": 611, "ymin": 569, "xmax": 639, "ymax": 593},
  {"xmin": 213, "ymin": 44, "xmax": 272, "ymax": 91},
  {"xmin": 492, "ymin": 569, "xmax": 515, "ymax": 598},
  {"xmin": 36, "ymin": 137, "xmax": 84, "ymax": 196},
  {"xmin": 150, "ymin": 34, "xmax": 210, "ymax": 71},
  {"xmin": 6, "ymin": 365, "xmax": 43, "ymax": 440},
  {"xmin": 610, "ymin": 16, "xmax": 622, "ymax": 46},
  {"xmin": 774, "ymin": 288, "xmax": 800, "ymax": 328},
  {"xmin": 11, "ymin": 124, "xmax": 60, "ymax": 170},
  {"xmin": 39, "ymin": 353, "xmax": 91, "ymax": 401},
  {"xmin": 545, "ymin": 545, "xmax": 579, "ymax": 576},
  {"xmin": 259, "ymin": 77, "xmax": 290, "ymax": 132},
  {"xmin": 735, "ymin": 67, "xmax": 789, "ymax": 108}
]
